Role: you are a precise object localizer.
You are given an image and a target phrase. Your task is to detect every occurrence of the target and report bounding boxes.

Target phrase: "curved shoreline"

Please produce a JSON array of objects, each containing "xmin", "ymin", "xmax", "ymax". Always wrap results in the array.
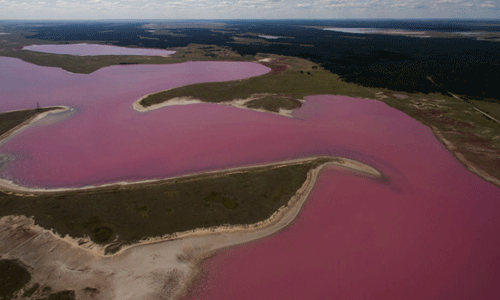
[
  {"xmin": 169, "ymin": 159, "xmax": 381, "ymax": 300},
  {"xmin": 106, "ymin": 156, "xmax": 381, "ymax": 257},
  {"xmin": 0, "ymin": 157, "xmax": 381, "ymax": 300}
]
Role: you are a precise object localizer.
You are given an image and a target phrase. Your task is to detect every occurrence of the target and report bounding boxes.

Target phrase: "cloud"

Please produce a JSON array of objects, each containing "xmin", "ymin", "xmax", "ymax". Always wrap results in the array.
[
  {"xmin": 296, "ymin": 3, "xmax": 312, "ymax": 8},
  {"xmin": 435, "ymin": 0, "xmax": 458, "ymax": 5},
  {"xmin": 5, "ymin": 1, "xmax": 50, "ymax": 10},
  {"xmin": 480, "ymin": 1, "xmax": 496, "ymax": 7},
  {"xmin": 0, "ymin": 0, "xmax": 498, "ymax": 19},
  {"xmin": 316, "ymin": 0, "xmax": 366, "ymax": 8}
]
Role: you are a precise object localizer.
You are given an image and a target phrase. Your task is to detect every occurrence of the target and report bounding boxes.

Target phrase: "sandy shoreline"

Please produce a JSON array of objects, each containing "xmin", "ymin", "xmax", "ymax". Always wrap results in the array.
[{"xmin": 0, "ymin": 157, "xmax": 381, "ymax": 300}]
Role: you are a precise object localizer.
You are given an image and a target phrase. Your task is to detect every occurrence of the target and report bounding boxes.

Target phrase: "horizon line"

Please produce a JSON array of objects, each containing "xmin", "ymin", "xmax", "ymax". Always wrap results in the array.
[{"xmin": 1, "ymin": 18, "xmax": 500, "ymax": 22}]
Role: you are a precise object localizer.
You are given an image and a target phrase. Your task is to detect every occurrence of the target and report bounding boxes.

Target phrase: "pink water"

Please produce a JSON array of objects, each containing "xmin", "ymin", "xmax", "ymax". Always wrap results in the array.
[
  {"xmin": 179, "ymin": 97, "xmax": 500, "ymax": 299},
  {"xmin": 0, "ymin": 57, "xmax": 273, "ymax": 187},
  {"xmin": 180, "ymin": 98, "xmax": 500, "ymax": 299},
  {"xmin": 1, "ymin": 57, "xmax": 500, "ymax": 299},
  {"xmin": 22, "ymin": 43, "xmax": 175, "ymax": 56}
]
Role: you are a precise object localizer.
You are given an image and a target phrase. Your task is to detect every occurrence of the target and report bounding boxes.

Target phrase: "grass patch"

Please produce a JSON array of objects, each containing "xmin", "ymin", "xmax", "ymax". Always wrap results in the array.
[
  {"xmin": 246, "ymin": 96, "xmax": 302, "ymax": 113},
  {"xmin": 204, "ymin": 191, "xmax": 239, "ymax": 209},
  {"xmin": 0, "ymin": 159, "xmax": 327, "ymax": 252},
  {"xmin": 22, "ymin": 284, "xmax": 39, "ymax": 298},
  {"xmin": 91, "ymin": 226, "xmax": 114, "ymax": 244},
  {"xmin": 41, "ymin": 290, "xmax": 75, "ymax": 300},
  {"xmin": 0, "ymin": 259, "xmax": 31, "ymax": 300}
]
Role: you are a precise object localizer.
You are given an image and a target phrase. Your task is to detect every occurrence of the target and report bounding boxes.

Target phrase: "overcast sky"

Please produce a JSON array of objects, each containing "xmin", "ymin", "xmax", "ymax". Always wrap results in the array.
[{"xmin": 0, "ymin": 0, "xmax": 498, "ymax": 20}]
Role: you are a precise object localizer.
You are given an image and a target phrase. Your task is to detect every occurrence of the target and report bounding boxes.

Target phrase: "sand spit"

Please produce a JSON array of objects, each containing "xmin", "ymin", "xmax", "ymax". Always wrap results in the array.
[
  {"xmin": 0, "ymin": 158, "xmax": 381, "ymax": 300},
  {"xmin": 0, "ymin": 106, "xmax": 71, "ymax": 142},
  {"xmin": 0, "ymin": 106, "xmax": 74, "ymax": 169},
  {"xmin": 133, "ymin": 92, "xmax": 301, "ymax": 117},
  {"xmin": 132, "ymin": 94, "xmax": 205, "ymax": 112}
]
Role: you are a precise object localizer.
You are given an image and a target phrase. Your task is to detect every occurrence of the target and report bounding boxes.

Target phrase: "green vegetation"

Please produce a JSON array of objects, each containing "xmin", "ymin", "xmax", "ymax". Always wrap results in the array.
[
  {"xmin": 246, "ymin": 96, "xmax": 302, "ymax": 113},
  {"xmin": 0, "ymin": 259, "xmax": 31, "ymax": 300},
  {"xmin": 0, "ymin": 271, "xmax": 73, "ymax": 300},
  {"xmin": 22, "ymin": 284, "xmax": 39, "ymax": 298},
  {"xmin": 41, "ymin": 290, "xmax": 75, "ymax": 300},
  {"xmin": 140, "ymin": 54, "xmax": 375, "ymax": 110},
  {"xmin": 229, "ymin": 36, "xmax": 292, "ymax": 46},
  {"xmin": 204, "ymin": 191, "xmax": 239, "ymax": 209},
  {"xmin": 0, "ymin": 159, "xmax": 327, "ymax": 253}
]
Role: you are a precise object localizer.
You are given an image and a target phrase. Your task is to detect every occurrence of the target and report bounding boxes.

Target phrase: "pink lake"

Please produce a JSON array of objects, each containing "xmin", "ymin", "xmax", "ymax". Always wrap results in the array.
[
  {"xmin": 1, "ymin": 57, "xmax": 500, "ymax": 299},
  {"xmin": 22, "ymin": 43, "xmax": 175, "ymax": 56},
  {"xmin": 181, "ymin": 97, "xmax": 500, "ymax": 300}
]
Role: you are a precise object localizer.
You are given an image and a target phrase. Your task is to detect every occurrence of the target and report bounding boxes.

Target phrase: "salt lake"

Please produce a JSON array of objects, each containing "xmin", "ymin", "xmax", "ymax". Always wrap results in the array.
[{"xmin": 1, "ymin": 55, "xmax": 499, "ymax": 300}]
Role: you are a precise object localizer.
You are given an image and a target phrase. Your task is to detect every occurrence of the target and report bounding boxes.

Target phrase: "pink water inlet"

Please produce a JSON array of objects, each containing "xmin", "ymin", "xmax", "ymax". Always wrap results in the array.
[
  {"xmin": 1, "ymin": 57, "xmax": 500, "ymax": 299},
  {"xmin": 22, "ymin": 43, "xmax": 176, "ymax": 56}
]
